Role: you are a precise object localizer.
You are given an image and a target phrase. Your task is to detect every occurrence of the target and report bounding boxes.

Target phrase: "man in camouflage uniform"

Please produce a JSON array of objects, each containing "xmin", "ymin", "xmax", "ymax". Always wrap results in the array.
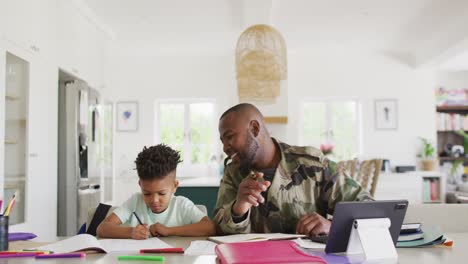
[{"xmin": 214, "ymin": 103, "xmax": 372, "ymax": 235}]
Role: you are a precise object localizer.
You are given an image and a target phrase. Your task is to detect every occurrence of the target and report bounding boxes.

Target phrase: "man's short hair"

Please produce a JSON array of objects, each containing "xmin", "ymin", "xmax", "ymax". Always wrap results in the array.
[
  {"xmin": 135, "ymin": 144, "xmax": 182, "ymax": 180},
  {"xmin": 220, "ymin": 103, "xmax": 260, "ymax": 120}
]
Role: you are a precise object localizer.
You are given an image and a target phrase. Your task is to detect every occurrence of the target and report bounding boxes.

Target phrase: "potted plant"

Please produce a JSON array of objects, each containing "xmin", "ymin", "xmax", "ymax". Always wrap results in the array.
[
  {"xmin": 320, "ymin": 143, "xmax": 335, "ymax": 157},
  {"xmin": 418, "ymin": 137, "xmax": 436, "ymax": 171}
]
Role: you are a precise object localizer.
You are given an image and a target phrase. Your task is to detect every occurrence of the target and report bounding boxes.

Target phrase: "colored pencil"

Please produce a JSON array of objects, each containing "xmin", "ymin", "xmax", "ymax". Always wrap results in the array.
[
  {"xmin": 35, "ymin": 253, "xmax": 86, "ymax": 259},
  {"xmin": 140, "ymin": 247, "xmax": 184, "ymax": 253},
  {"xmin": 118, "ymin": 255, "xmax": 164, "ymax": 261},
  {"xmin": 0, "ymin": 253, "xmax": 36, "ymax": 258}
]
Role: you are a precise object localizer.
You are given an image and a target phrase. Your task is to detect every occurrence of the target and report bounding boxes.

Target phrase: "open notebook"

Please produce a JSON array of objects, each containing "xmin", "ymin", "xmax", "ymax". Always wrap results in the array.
[
  {"xmin": 208, "ymin": 233, "xmax": 306, "ymax": 244},
  {"xmin": 32, "ymin": 234, "xmax": 172, "ymax": 254}
]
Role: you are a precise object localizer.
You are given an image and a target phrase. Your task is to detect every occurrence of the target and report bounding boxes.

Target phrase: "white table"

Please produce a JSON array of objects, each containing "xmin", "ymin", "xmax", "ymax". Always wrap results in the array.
[{"xmin": 9, "ymin": 233, "xmax": 468, "ymax": 263}]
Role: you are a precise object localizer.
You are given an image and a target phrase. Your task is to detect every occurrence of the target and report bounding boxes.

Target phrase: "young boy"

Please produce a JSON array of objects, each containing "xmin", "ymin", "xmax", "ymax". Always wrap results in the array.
[{"xmin": 97, "ymin": 144, "xmax": 216, "ymax": 239}]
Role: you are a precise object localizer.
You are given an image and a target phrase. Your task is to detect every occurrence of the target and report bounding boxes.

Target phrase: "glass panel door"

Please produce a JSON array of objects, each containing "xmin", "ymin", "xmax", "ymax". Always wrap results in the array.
[
  {"xmin": 98, "ymin": 103, "xmax": 113, "ymax": 203},
  {"xmin": 4, "ymin": 52, "xmax": 29, "ymax": 225}
]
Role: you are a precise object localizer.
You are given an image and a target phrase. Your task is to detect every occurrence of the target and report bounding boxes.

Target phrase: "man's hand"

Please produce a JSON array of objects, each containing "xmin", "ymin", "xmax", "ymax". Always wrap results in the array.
[
  {"xmin": 296, "ymin": 212, "xmax": 331, "ymax": 236},
  {"xmin": 232, "ymin": 172, "xmax": 271, "ymax": 216},
  {"xmin": 150, "ymin": 222, "xmax": 171, "ymax": 237},
  {"xmin": 131, "ymin": 224, "xmax": 149, "ymax": 240}
]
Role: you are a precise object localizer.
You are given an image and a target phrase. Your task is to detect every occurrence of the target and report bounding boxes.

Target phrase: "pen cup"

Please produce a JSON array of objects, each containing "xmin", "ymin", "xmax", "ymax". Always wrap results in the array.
[{"xmin": 0, "ymin": 216, "xmax": 9, "ymax": 251}]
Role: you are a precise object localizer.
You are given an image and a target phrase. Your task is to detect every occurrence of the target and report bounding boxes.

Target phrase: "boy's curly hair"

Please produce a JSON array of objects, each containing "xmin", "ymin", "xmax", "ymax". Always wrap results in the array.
[{"xmin": 135, "ymin": 144, "xmax": 182, "ymax": 180}]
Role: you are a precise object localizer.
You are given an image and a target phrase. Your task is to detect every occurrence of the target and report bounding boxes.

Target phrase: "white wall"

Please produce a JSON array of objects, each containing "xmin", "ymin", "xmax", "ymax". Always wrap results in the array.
[
  {"xmin": 287, "ymin": 49, "xmax": 437, "ymax": 167},
  {"xmin": 107, "ymin": 46, "xmax": 438, "ymax": 204},
  {"xmin": 437, "ymin": 71, "xmax": 468, "ymax": 89},
  {"xmin": 106, "ymin": 49, "xmax": 237, "ymax": 204}
]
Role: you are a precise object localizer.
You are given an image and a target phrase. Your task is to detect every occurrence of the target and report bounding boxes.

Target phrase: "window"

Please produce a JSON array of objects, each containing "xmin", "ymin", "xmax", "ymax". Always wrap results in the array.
[
  {"xmin": 154, "ymin": 100, "xmax": 219, "ymax": 177},
  {"xmin": 299, "ymin": 99, "xmax": 361, "ymax": 161}
]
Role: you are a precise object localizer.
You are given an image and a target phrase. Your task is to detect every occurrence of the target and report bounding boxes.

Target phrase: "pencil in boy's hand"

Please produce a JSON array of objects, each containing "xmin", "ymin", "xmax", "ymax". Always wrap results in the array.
[{"xmin": 133, "ymin": 212, "xmax": 144, "ymax": 225}]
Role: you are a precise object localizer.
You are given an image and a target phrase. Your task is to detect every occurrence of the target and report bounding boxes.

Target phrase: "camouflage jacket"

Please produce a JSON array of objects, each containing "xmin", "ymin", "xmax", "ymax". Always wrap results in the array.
[{"xmin": 214, "ymin": 138, "xmax": 373, "ymax": 234}]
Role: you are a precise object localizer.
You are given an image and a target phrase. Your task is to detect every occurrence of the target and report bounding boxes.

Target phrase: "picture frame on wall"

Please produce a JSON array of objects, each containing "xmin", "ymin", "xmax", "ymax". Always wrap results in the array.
[
  {"xmin": 116, "ymin": 101, "xmax": 138, "ymax": 132},
  {"xmin": 375, "ymin": 99, "xmax": 398, "ymax": 130}
]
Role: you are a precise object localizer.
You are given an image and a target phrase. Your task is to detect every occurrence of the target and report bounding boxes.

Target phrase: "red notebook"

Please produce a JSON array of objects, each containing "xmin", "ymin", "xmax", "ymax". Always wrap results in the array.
[{"xmin": 215, "ymin": 240, "xmax": 326, "ymax": 264}]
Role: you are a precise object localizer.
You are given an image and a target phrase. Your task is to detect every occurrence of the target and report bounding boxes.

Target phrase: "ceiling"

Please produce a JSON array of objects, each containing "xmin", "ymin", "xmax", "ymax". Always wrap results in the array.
[{"xmin": 82, "ymin": 0, "xmax": 468, "ymax": 68}]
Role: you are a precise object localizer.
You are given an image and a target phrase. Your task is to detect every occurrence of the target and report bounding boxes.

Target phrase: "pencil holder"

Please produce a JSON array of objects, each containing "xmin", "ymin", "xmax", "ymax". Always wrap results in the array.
[{"xmin": 0, "ymin": 216, "xmax": 9, "ymax": 251}]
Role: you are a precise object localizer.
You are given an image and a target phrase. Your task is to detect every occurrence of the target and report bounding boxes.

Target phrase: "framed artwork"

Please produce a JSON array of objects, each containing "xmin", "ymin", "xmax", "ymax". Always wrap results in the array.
[
  {"xmin": 375, "ymin": 99, "xmax": 398, "ymax": 130},
  {"xmin": 116, "ymin": 101, "xmax": 138, "ymax": 132}
]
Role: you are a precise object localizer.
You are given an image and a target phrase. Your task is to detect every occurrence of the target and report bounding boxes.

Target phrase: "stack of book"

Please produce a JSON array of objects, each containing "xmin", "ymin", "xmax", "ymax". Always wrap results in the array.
[
  {"xmin": 436, "ymin": 112, "xmax": 468, "ymax": 131},
  {"xmin": 397, "ymin": 224, "xmax": 449, "ymax": 248},
  {"xmin": 398, "ymin": 223, "xmax": 423, "ymax": 242}
]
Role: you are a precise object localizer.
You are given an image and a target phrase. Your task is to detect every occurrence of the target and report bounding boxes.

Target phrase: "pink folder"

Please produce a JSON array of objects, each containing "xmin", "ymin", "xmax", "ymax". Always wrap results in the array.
[{"xmin": 215, "ymin": 240, "xmax": 326, "ymax": 264}]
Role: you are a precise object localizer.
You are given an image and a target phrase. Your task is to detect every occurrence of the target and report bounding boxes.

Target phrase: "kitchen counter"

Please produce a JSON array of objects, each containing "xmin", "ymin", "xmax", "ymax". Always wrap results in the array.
[{"xmin": 178, "ymin": 176, "xmax": 221, "ymax": 187}]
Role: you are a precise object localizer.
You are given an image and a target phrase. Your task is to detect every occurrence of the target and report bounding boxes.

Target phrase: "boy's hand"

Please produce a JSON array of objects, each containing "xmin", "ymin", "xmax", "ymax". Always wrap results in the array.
[
  {"xmin": 131, "ymin": 224, "xmax": 149, "ymax": 240},
  {"xmin": 150, "ymin": 222, "xmax": 171, "ymax": 237}
]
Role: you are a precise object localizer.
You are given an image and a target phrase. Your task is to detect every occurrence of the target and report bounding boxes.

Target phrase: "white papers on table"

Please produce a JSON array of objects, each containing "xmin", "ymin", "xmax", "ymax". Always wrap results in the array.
[{"xmin": 184, "ymin": 240, "xmax": 217, "ymax": 255}]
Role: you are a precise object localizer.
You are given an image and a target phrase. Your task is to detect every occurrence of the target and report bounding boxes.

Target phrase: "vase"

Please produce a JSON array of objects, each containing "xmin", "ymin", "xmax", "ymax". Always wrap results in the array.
[{"xmin": 421, "ymin": 159, "xmax": 436, "ymax": 171}]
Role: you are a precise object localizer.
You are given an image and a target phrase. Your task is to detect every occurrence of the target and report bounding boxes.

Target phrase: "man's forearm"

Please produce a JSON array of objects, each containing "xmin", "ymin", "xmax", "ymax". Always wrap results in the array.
[
  {"xmin": 232, "ymin": 200, "xmax": 251, "ymax": 217},
  {"xmin": 214, "ymin": 201, "xmax": 251, "ymax": 235}
]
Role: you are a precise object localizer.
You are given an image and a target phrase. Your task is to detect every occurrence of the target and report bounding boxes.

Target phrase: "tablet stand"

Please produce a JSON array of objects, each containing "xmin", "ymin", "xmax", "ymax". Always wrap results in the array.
[{"xmin": 346, "ymin": 218, "xmax": 397, "ymax": 261}]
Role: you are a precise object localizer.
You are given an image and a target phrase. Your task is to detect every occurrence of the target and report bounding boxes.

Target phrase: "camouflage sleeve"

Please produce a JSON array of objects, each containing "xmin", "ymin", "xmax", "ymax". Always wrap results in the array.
[
  {"xmin": 213, "ymin": 168, "xmax": 251, "ymax": 234},
  {"xmin": 318, "ymin": 159, "xmax": 374, "ymax": 216}
]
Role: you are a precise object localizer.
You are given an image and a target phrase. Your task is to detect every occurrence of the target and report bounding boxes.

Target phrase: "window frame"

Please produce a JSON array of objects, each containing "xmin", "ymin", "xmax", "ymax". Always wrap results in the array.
[
  {"xmin": 154, "ymin": 98, "xmax": 219, "ymax": 178},
  {"xmin": 298, "ymin": 97, "xmax": 362, "ymax": 160}
]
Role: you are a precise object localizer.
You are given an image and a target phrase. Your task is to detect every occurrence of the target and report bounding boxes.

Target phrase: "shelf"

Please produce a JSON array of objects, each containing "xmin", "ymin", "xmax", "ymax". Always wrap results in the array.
[
  {"xmin": 4, "ymin": 139, "xmax": 17, "ymax": 145},
  {"xmin": 4, "ymin": 176, "xmax": 26, "ymax": 189},
  {"xmin": 422, "ymin": 175, "xmax": 443, "ymax": 179},
  {"xmin": 5, "ymin": 119, "xmax": 26, "ymax": 123},
  {"xmin": 437, "ymin": 130, "xmax": 468, "ymax": 133},
  {"xmin": 5, "ymin": 94, "xmax": 20, "ymax": 101},
  {"xmin": 436, "ymin": 105, "xmax": 468, "ymax": 114},
  {"xmin": 423, "ymin": 200, "xmax": 442, "ymax": 204},
  {"xmin": 438, "ymin": 156, "xmax": 468, "ymax": 161},
  {"xmin": 4, "ymin": 176, "xmax": 26, "ymax": 182}
]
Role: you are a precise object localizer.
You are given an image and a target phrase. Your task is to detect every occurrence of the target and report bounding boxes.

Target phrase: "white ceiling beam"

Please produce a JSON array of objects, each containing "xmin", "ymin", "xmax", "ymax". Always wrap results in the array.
[
  {"xmin": 72, "ymin": 0, "xmax": 115, "ymax": 39},
  {"xmin": 415, "ymin": 37, "xmax": 468, "ymax": 69},
  {"xmin": 398, "ymin": 0, "xmax": 468, "ymax": 68}
]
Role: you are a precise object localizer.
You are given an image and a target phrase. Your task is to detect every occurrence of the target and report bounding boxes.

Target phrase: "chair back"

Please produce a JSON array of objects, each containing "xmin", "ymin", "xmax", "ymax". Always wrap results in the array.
[
  {"xmin": 337, "ymin": 158, "xmax": 358, "ymax": 179},
  {"xmin": 78, "ymin": 203, "xmax": 116, "ymax": 236},
  {"xmin": 355, "ymin": 159, "xmax": 383, "ymax": 197}
]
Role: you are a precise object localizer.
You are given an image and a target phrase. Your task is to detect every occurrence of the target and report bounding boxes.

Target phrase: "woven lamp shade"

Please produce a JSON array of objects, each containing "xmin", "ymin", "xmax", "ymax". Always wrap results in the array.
[{"xmin": 236, "ymin": 24, "xmax": 287, "ymax": 103}]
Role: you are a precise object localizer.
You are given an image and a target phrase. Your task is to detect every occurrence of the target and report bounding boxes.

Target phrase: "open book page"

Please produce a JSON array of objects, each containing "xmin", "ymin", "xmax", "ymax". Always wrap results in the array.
[
  {"xmin": 35, "ymin": 234, "xmax": 104, "ymax": 253},
  {"xmin": 184, "ymin": 240, "xmax": 217, "ymax": 255},
  {"xmin": 208, "ymin": 233, "xmax": 305, "ymax": 244},
  {"xmin": 293, "ymin": 238, "xmax": 326, "ymax": 249},
  {"xmin": 34, "ymin": 234, "xmax": 173, "ymax": 254},
  {"xmin": 99, "ymin": 237, "xmax": 172, "ymax": 253}
]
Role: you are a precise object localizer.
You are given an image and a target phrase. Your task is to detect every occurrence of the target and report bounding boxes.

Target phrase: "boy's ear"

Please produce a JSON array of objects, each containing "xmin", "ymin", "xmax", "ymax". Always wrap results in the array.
[
  {"xmin": 173, "ymin": 179, "xmax": 179, "ymax": 192},
  {"xmin": 138, "ymin": 180, "xmax": 141, "ymax": 187}
]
